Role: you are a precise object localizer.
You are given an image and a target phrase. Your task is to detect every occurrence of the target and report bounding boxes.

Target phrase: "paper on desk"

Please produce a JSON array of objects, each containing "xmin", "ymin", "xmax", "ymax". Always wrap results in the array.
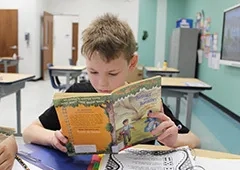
[
  {"xmin": 99, "ymin": 146, "xmax": 195, "ymax": 170},
  {"xmin": 195, "ymin": 157, "xmax": 240, "ymax": 170},
  {"xmin": 184, "ymin": 82, "xmax": 208, "ymax": 87},
  {"xmin": 13, "ymin": 159, "xmax": 43, "ymax": 170}
]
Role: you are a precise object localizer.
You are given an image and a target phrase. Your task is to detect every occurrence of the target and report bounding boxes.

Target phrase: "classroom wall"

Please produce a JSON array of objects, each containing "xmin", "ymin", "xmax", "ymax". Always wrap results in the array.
[
  {"xmin": 137, "ymin": 0, "xmax": 157, "ymax": 66},
  {"xmin": 53, "ymin": 15, "xmax": 79, "ymax": 66},
  {"xmin": 184, "ymin": 0, "xmax": 240, "ymax": 116},
  {"xmin": 47, "ymin": 0, "xmax": 139, "ymax": 62},
  {"xmin": 0, "ymin": 0, "xmax": 45, "ymax": 79},
  {"xmin": 154, "ymin": 0, "xmax": 167, "ymax": 67},
  {"xmin": 36, "ymin": 0, "xmax": 50, "ymax": 78},
  {"xmin": 164, "ymin": 0, "xmax": 186, "ymax": 61}
]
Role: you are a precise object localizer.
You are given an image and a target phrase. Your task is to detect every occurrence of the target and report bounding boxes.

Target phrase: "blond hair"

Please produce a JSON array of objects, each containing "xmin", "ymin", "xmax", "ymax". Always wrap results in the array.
[{"xmin": 81, "ymin": 13, "xmax": 136, "ymax": 63}]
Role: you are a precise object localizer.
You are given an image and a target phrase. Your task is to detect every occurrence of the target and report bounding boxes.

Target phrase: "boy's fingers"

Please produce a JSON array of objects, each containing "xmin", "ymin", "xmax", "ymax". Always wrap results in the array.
[
  {"xmin": 0, "ymin": 147, "xmax": 7, "ymax": 165},
  {"xmin": 157, "ymin": 126, "xmax": 177, "ymax": 141},
  {"xmin": 55, "ymin": 130, "xmax": 68, "ymax": 144},
  {"xmin": 0, "ymin": 145, "xmax": 5, "ymax": 155},
  {"xmin": 0, "ymin": 157, "xmax": 8, "ymax": 170},
  {"xmin": 55, "ymin": 142, "xmax": 67, "ymax": 153},
  {"xmin": 151, "ymin": 121, "xmax": 174, "ymax": 136},
  {"xmin": 149, "ymin": 112, "xmax": 170, "ymax": 121}
]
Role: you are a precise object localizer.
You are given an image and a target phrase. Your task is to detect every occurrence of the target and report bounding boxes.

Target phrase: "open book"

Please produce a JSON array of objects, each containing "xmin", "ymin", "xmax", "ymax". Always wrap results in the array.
[{"xmin": 53, "ymin": 76, "xmax": 162, "ymax": 156}]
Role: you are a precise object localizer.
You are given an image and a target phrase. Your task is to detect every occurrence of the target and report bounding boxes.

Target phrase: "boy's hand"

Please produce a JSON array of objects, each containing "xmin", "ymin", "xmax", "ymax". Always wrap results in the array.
[
  {"xmin": 50, "ymin": 130, "xmax": 68, "ymax": 152},
  {"xmin": 148, "ymin": 110, "xmax": 178, "ymax": 148},
  {"xmin": 0, "ymin": 135, "xmax": 17, "ymax": 170}
]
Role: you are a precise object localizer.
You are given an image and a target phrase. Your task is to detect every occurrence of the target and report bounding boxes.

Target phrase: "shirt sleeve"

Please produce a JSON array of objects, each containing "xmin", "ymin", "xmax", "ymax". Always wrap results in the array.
[
  {"xmin": 39, "ymin": 105, "xmax": 60, "ymax": 130},
  {"xmin": 163, "ymin": 102, "xmax": 189, "ymax": 134},
  {"xmin": 38, "ymin": 83, "xmax": 82, "ymax": 130}
]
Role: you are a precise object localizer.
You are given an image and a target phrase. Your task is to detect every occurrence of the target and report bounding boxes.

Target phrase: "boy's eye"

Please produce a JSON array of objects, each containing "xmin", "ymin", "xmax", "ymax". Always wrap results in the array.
[
  {"xmin": 90, "ymin": 71, "xmax": 98, "ymax": 74},
  {"xmin": 109, "ymin": 73, "xmax": 118, "ymax": 76}
]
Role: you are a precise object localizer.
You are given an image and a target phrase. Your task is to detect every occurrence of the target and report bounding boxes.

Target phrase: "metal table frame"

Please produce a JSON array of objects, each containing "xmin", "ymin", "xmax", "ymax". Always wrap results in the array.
[
  {"xmin": 0, "ymin": 75, "xmax": 34, "ymax": 136},
  {"xmin": 49, "ymin": 68, "xmax": 84, "ymax": 89},
  {"xmin": 162, "ymin": 87, "xmax": 210, "ymax": 129},
  {"xmin": 0, "ymin": 58, "xmax": 19, "ymax": 73}
]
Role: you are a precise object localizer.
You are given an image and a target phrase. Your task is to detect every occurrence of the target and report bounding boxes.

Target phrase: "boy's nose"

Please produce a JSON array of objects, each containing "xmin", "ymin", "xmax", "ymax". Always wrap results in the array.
[{"xmin": 98, "ymin": 77, "xmax": 109, "ymax": 87}]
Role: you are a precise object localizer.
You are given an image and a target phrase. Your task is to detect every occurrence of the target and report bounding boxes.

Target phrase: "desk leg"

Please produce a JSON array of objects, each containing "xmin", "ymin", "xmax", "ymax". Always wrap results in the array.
[
  {"xmin": 175, "ymin": 97, "xmax": 181, "ymax": 119},
  {"xmin": 186, "ymin": 93, "xmax": 194, "ymax": 129},
  {"xmin": 66, "ymin": 73, "xmax": 70, "ymax": 89},
  {"xmin": 16, "ymin": 90, "xmax": 21, "ymax": 136},
  {"xmin": 74, "ymin": 76, "xmax": 78, "ymax": 83},
  {"xmin": 4, "ymin": 61, "xmax": 8, "ymax": 73}
]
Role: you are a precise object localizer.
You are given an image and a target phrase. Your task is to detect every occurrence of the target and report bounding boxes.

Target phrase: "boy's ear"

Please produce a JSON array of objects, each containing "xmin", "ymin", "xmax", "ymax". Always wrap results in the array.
[{"xmin": 129, "ymin": 53, "xmax": 138, "ymax": 71}]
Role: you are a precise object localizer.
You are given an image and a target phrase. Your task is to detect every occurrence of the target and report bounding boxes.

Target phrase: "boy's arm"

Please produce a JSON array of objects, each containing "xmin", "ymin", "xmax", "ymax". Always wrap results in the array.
[
  {"xmin": 23, "ymin": 119, "xmax": 55, "ymax": 146},
  {"xmin": 23, "ymin": 119, "xmax": 68, "ymax": 152},
  {"xmin": 174, "ymin": 131, "xmax": 200, "ymax": 149}
]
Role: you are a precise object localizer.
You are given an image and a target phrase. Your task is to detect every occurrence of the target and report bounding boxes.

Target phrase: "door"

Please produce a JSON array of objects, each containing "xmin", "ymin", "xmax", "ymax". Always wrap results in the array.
[
  {"xmin": 0, "ymin": 10, "xmax": 18, "ymax": 73},
  {"xmin": 53, "ymin": 16, "xmax": 73, "ymax": 66},
  {"xmin": 72, "ymin": 23, "xmax": 78, "ymax": 65},
  {"xmin": 42, "ymin": 11, "xmax": 53, "ymax": 79}
]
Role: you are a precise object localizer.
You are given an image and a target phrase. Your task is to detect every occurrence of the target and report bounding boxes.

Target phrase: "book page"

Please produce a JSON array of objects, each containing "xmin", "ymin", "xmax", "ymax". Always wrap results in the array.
[
  {"xmin": 99, "ymin": 147, "xmax": 195, "ymax": 170},
  {"xmin": 112, "ymin": 76, "xmax": 162, "ymax": 151}
]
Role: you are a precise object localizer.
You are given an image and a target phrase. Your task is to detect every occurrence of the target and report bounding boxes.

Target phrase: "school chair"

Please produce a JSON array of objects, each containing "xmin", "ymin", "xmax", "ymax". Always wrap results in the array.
[
  {"xmin": 47, "ymin": 63, "xmax": 67, "ymax": 91},
  {"xmin": 71, "ymin": 57, "xmax": 89, "ymax": 83}
]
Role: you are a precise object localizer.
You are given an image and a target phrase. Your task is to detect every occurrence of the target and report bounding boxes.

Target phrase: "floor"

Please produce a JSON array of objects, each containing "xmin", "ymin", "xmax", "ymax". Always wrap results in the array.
[{"xmin": 0, "ymin": 78, "xmax": 237, "ymax": 154}]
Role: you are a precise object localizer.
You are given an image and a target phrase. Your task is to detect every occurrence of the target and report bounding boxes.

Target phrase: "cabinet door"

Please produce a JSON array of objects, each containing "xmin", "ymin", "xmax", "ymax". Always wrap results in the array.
[
  {"xmin": 178, "ymin": 28, "xmax": 199, "ymax": 77},
  {"xmin": 169, "ymin": 29, "xmax": 180, "ymax": 69}
]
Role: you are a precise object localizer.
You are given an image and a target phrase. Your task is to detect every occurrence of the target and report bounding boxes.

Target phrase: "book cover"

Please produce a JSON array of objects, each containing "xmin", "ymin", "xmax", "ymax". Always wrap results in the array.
[{"xmin": 53, "ymin": 76, "xmax": 162, "ymax": 156}]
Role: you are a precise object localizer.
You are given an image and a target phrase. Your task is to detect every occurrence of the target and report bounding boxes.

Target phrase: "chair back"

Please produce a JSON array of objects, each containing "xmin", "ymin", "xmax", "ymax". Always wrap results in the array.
[{"xmin": 47, "ymin": 63, "xmax": 66, "ymax": 91}]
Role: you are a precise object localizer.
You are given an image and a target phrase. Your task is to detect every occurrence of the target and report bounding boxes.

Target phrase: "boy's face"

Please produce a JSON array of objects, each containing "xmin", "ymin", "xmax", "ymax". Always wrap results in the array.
[{"xmin": 86, "ymin": 52, "xmax": 137, "ymax": 93}]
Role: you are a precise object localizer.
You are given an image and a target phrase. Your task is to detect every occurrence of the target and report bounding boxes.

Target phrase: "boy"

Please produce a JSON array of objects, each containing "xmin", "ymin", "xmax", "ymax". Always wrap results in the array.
[
  {"xmin": 0, "ymin": 135, "xmax": 17, "ymax": 170},
  {"xmin": 23, "ymin": 13, "xmax": 200, "ymax": 153}
]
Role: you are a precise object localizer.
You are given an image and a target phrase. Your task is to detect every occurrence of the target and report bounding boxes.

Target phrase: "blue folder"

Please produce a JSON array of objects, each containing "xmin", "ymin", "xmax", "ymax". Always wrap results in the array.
[{"xmin": 17, "ymin": 144, "xmax": 93, "ymax": 170}]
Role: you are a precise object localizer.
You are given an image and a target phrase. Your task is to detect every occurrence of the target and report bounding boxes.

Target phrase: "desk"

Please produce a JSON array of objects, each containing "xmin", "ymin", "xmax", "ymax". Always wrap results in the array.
[
  {"xmin": 134, "ymin": 145, "xmax": 240, "ymax": 159},
  {"xmin": 162, "ymin": 77, "xmax": 212, "ymax": 129},
  {"xmin": 0, "ymin": 73, "xmax": 35, "ymax": 136},
  {"xmin": 0, "ymin": 57, "xmax": 19, "ymax": 73},
  {"xmin": 144, "ymin": 66, "xmax": 179, "ymax": 77},
  {"xmin": 48, "ymin": 65, "xmax": 86, "ymax": 88}
]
